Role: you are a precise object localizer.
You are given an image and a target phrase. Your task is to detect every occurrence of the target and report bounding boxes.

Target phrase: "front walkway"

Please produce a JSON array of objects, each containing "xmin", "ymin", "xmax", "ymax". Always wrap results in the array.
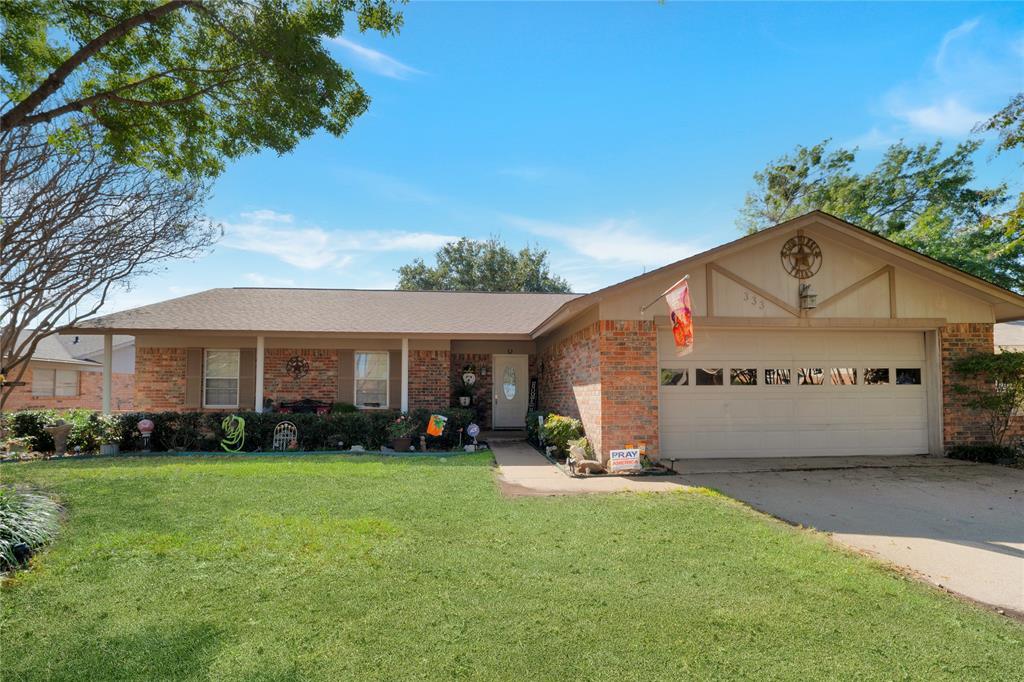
[{"xmin": 491, "ymin": 441, "xmax": 685, "ymax": 495}]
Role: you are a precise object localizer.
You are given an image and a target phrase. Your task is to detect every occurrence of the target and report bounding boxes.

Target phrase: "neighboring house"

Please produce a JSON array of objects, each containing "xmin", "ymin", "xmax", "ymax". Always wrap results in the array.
[
  {"xmin": 3, "ymin": 332, "xmax": 135, "ymax": 411},
  {"xmin": 70, "ymin": 212, "xmax": 1024, "ymax": 460},
  {"xmin": 995, "ymin": 321, "xmax": 1024, "ymax": 352}
]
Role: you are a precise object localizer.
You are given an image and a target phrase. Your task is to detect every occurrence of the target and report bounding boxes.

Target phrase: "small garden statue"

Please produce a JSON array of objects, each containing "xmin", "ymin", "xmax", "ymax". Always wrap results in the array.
[{"xmin": 43, "ymin": 419, "xmax": 72, "ymax": 457}]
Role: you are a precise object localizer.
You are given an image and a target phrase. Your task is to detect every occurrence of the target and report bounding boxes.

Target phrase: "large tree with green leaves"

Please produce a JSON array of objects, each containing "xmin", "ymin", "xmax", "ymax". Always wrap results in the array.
[
  {"xmin": 738, "ymin": 138, "xmax": 1024, "ymax": 291},
  {"xmin": 1, "ymin": 0, "xmax": 403, "ymax": 178},
  {"xmin": 396, "ymin": 238, "xmax": 572, "ymax": 293}
]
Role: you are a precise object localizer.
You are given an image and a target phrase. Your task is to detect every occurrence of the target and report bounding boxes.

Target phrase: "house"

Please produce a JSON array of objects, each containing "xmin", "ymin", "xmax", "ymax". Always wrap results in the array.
[
  {"xmin": 995, "ymin": 321, "xmax": 1024, "ymax": 352},
  {"xmin": 69, "ymin": 212, "xmax": 1024, "ymax": 460},
  {"xmin": 3, "ymin": 332, "xmax": 135, "ymax": 411}
]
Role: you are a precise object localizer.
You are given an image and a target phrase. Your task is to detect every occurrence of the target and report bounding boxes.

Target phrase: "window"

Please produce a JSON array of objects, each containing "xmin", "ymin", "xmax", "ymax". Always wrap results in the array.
[
  {"xmin": 695, "ymin": 368, "xmax": 723, "ymax": 386},
  {"xmin": 764, "ymin": 369, "xmax": 791, "ymax": 385},
  {"xmin": 730, "ymin": 368, "xmax": 757, "ymax": 385},
  {"xmin": 355, "ymin": 351, "xmax": 389, "ymax": 408},
  {"xmin": 896, "ymin": 368, "xmax": 922, "ymax": 385},
  {"xmin": 864, "ymin": 368, "xmax": 890, "ymax": 385},
  {"xmin": 831, "ymin": 368, "xmax": 857, "ymax": 385},
  {"xmin": 660, "ymin": 369, "xmax": 688, "ymax": 386},
  {"xmin": 204, "ymin": 349, "xmax": 239, "ymax": 408},
  {"xmin": 797, "ymin": 368, "xmax": 824, "ymax": 386},
  {"xmin": 31, "ymin": 369, "xmax": 79, "ymax": 397}
]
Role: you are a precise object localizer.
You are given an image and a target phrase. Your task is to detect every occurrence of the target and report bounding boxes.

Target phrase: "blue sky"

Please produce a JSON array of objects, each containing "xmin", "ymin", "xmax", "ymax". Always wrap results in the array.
[{"xmin": 104, "ymin": 2, "xmax": 1024, "ymax": 313}]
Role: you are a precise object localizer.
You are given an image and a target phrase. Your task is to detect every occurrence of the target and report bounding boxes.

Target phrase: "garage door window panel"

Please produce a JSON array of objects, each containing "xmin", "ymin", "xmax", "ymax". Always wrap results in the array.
[
  {"xmin": 730, "ymin": 368, "xmax": 757, "ymax": 386},
  {"xmin": 831, "ymin": 368, "xmax": 857, "ymax": 385},
  {"xmin": 864, "ymin": 368, "xmax": 890, "ymax": 385},
  {"xmin": 695, "ymin": 368, "xmax": 723, "ymax": 386},
  {"xmin": 764, "ymin": 369, "xmax": 791, "ymax": 385},
  {"xmin": 896, "ymin": 368, "xmax": 922, "ymax": 385},
  {"xmin": 660, "ymin": 369, "xmax": 688, "ymax": 386},
  {"xmin": 798, "ymin": 368, "xmax": 824, "ymax": 386}
]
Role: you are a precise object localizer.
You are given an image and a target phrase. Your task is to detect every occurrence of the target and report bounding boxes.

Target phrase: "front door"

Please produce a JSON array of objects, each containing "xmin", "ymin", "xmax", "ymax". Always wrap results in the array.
[{"xmin": 492, "ymin": 354, "xmax": 529, "ymax": 429}]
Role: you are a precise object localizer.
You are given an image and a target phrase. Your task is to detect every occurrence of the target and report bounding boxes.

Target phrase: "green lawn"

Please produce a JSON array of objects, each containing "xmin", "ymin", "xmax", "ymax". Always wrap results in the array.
[{"xmin": 1, "ymin": 454, "xmax": 1021, "ymax": 681}]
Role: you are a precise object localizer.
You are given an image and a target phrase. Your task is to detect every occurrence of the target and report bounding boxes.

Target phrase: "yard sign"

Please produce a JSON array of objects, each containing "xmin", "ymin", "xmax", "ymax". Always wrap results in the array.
[{"xmin": 608, "ymin": 448, "xmax": 641, "ymax": 473}]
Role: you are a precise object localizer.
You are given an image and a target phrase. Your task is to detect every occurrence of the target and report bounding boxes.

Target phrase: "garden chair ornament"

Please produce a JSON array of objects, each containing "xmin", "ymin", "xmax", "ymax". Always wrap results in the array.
[{"xmin": 272, "ymin": 421, "xmax": 298, "ymax": 451}]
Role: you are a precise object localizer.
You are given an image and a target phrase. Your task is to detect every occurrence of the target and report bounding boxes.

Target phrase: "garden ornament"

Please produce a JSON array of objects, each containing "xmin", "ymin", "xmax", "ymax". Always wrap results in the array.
[
  {"xmin": 137, "ymin": 418, "xmax": 155, "ymax": 452},
  {"xmin": 271, "ymin": 421, "xmax": 298, "ymax": 451},
  {"xmin": 43, "ymin": 420, "xmax": 72, "ymax": 456}
]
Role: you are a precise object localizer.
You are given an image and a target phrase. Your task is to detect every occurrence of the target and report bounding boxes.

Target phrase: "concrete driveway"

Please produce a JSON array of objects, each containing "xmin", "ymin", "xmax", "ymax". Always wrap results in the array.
[{"xmin": 681, "ymin": 457, "xmax": 1024, "ymax": 615}]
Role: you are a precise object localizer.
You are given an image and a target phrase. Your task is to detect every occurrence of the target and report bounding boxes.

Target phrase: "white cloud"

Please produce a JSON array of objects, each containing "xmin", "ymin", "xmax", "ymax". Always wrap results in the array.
[
  {"xmin": 502, "ymin": 214, "xmax": 700, "ymax": 269},
  {"xmin": 888, "ymin": 97, "xmax": 989, "ymax": 136},
  {"xmin": 327, "ymin": 36, "xmax": 422, "ymax": 79},
  {"xmin": 220, "ymin": 211, "xmax": 456, "ymax": 271},
  {"xmin": 935, "ymin": 18, "xmax": 980, "ymax": 69},
  {"xmin": 860, "ymin": 18, "xmax": 1020, "ymax": 140},
  {"xmin": 242, "ymin": 273, "xmax": 297, "ymax": 288}
]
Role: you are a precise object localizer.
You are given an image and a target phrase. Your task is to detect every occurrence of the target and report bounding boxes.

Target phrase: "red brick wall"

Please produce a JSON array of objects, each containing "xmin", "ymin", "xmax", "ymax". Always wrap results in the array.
[
  {"xmin": 409, "ymin": 349, "xmax": 450, "ymax": 411},
  {"xmin": 598, "ymin": 320, "xmax": 659, "ymax": 460},
  {"xmin": 3, "ymin": 364, "xmax": 134, "ymax": 411},
  {"xmin": 941, "ymin": 323, "xmax": 997, "ymax": 447},
  {"xmin": 538, "ymin": 322, "xmax": 603, "ymax": 455},
  {"xmin": 134, "ymin": 347, "xmax": 187, "ymax": 411},
  {"xmin": 264, "ymin": 348, "xmax": 338, "ymax": 404}
]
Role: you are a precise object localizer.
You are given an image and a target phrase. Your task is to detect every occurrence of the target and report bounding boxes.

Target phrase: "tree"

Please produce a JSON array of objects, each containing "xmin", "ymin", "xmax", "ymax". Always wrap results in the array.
[
  {"xmin": 975, "ymin": 93, "xmax": 1024, "ymax": 260},
  {"xmin": 1, "ymin": 0, "xmax": 403, "ymax": 178},
  {"xmin": 0, "ymin": 124, "xmax": 218, "ymax": 411},
  {"xmin": 739, "ymin": 139, "xmax": 1024, "ymax": 291},
  {"xmin": 396, "ymin": 238, "xmax": 572, "ymax": 293}
]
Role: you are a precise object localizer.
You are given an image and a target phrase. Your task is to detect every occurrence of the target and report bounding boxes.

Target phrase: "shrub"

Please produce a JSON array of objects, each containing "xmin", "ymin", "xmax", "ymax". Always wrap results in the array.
[
  {"xmin": 543, "ymin": 414, "xmax": 584, "ymax": 455},
  {"xmin": 525, "ymin": 410, "xmax": 549, "ymax": 446},
  {"xmin": 567, "ymin": 436, "xmax": 594, "ymax": 459},
  {"xmin": 0, "ymin": 486, "xmax": 60, "ymax": 572},
  {"xmin": 946, "ymin": 444, "xmax": 1019, "ymax": 465},
  {"xmin": 8, "ymin": 409, "xmax": 109, "ymax": 453},
  {"xmin": 330, "ymin": 402, "xmax": 358, "ymax": 414},
  {"xmin": 407, "ymin": 407, "xmax": 476, "ymax": 449},
  {"xmin": 951, "ymin": 351, "xmax": 1024, "ymax": 446}
]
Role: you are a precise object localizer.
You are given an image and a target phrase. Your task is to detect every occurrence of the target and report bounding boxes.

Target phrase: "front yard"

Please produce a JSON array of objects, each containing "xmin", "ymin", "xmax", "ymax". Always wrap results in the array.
[{"xmin": 1, "ymin": 453, "xmax": 1021, "ymax": 680}]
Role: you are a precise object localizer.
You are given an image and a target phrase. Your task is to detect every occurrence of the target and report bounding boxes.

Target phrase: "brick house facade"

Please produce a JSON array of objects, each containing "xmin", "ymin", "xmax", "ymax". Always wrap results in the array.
[{"xmin": 3, "ymin": 364, "xmax": 134, "ymax": 412}]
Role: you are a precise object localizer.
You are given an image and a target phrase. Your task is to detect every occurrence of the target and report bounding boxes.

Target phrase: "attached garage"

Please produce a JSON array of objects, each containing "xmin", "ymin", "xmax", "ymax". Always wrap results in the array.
[{"xmin": 658, "ymin": 329, "xmax": 935, "ymax": 458}]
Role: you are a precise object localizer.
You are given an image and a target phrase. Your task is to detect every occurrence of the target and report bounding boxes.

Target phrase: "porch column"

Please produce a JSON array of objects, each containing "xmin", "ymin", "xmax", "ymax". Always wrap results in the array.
[
  {"xmin": 401, "ymin": 337, "xmax": 409, "ymax": 412},
  {"xmin": 255, "ymin": 335, "xmax": 265, "ymax": 413},
  {"xmin": 102, "ymin": 333, "xmax": 112, "ymax": 414}
]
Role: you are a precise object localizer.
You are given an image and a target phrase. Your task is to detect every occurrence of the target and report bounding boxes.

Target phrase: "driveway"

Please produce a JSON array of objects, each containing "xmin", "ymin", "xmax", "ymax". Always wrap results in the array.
[{"xmin": 681, "ymin": 457, "xmax": 1024, "ymax": 615}]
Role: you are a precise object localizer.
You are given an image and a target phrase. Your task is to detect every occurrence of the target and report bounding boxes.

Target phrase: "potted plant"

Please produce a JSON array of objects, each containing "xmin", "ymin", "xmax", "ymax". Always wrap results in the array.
[
  {"xmin": 97, "ymin": 414, "xmax": 121, "ymax": 456},
  {"xmin": 387, "ymin": 414, "xmax": 418, "ymax": 451}
]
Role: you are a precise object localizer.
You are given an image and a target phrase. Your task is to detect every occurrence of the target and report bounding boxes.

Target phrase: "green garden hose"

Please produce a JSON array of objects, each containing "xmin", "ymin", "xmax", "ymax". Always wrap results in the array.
[{"xmin": 221, "ymin": 415, "xmax": 245, "ymax": 452}]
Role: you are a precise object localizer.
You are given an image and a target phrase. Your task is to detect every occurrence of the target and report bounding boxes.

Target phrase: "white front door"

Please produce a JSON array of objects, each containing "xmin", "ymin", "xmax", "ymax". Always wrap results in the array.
[{"xmin": 492, "ymin": 354, "xmax": 529, "ymax": 429}]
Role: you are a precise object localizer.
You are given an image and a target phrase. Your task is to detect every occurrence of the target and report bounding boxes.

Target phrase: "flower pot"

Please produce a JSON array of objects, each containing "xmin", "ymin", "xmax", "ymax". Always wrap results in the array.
[
  {"xmin": 391, "ymin": 437, "xmax": 412, "ymax": 451},
  {"xmin": 100, "ymin": 443, "xmax": 119, "ymax": 456},
  {"xmin": 458, "ymin": 396, "xmax": 471, "ymax": 407}
]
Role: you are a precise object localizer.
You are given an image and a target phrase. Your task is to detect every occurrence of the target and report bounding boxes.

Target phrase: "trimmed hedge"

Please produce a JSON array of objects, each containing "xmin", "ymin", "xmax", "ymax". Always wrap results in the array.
[
  {"xmin": 946, "ymin": 444, "xmax": 1021, "ymax": 466},
  {"xmin": 8, "ymin": 407, "xmax": 479, "ymax": 453}
]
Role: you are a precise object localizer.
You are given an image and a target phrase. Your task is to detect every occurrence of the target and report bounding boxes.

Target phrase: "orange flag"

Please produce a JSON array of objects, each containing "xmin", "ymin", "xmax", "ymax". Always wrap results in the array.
[
  {"xmin": 664, "ymin": 276, "xmax": 693, "ymax": 356},
  {"xmin": 426, "ymin": 414, "xmax": 447, "ymax": 437}
]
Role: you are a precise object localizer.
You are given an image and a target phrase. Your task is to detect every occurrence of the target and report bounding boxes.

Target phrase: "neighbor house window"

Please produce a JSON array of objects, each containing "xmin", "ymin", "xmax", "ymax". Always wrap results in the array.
[
  {"xmin": 203, "ymin": 349, "xmax": 240, "ymax": 408},
  {"xmin": 31, "ymin": 369, "xmax": 80, "ymax": 397},
  {"xmin": 355, "ymin": 351, "xmax": 389, "ymax": 408}
]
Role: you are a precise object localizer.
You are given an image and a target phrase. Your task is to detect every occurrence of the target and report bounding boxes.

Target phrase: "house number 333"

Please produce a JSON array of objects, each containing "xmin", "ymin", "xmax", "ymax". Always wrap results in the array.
[{"xmin": 743, "ymin": 291, "xmax": 766, "ymax": 310}]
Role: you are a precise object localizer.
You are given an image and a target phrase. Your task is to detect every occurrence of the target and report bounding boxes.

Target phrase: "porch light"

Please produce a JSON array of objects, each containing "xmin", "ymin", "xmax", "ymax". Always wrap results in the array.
[{"xmin": 799, "ymin": 283, "xmax": 817, "ymax": 310}]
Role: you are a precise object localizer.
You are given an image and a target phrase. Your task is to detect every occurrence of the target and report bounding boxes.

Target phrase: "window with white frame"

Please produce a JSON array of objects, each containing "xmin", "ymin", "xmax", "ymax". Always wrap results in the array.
[
  {"xmin": 31, "ymin": 368, "xmax": 80, "ymax": 397},
  {"xmin": 354, "ymin": 351, "xmax": 388, "ymax": 408},
  {"xmin": 204, "ymin": 349, "xmax": 240, "ymax": 408}
]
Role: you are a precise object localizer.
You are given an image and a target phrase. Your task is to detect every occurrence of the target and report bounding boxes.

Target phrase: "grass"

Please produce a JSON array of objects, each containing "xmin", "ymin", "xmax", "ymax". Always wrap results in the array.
[{"xmin": 1, "ymin": 453, "xmax": 1021, "ymax": 681}]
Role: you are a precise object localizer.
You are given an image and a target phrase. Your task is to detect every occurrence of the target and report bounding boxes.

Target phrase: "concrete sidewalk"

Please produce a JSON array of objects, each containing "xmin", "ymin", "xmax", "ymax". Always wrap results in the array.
[{"xmin": 492, "ymin": 441, "xmax": 686, "ymax": 496}]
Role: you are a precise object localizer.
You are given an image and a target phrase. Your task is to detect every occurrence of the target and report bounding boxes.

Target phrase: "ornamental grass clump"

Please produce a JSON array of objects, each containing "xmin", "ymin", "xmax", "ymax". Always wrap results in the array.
[{"xmin": 0, "ymin": 486, "xmax": 60, "ymax": 572}]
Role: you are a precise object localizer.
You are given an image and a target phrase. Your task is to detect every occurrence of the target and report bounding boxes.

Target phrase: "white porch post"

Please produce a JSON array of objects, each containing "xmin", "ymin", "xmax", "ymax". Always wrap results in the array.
[
  {"xmin": 401, "ymin": 337, "xmax": 409, "ymax": 413},
  {"xmin": 102, "ymin": 333, "xmax": 112, "ymax": 414},
  {"xmin": 255, "ymin": 335, "xmax": 265, "ymax": 413}
]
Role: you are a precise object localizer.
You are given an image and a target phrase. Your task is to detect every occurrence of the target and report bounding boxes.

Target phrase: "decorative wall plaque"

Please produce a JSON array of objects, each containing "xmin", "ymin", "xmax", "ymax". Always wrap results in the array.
[
  {"xmin": 286, "ymin": 355, "xmax": 310, "ymax": 380},
  {"xmin": 780, "ymin": 235, "xmax": 822, "ymax": 279}
]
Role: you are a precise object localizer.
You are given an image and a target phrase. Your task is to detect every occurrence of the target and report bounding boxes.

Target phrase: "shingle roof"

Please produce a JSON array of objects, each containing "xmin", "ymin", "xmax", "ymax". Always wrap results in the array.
[
  {"xmin": 71, "ymin": 288, "xmax": 582, "ymax": 337},
  {"xmin": 15, "ymin": 331, "xmax": 134, "ymax": 364}
]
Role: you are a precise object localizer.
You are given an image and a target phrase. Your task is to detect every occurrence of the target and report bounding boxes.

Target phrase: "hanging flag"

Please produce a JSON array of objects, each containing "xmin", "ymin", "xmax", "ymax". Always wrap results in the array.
[
  {"xmin": 664, "ymin": 276, "xmax": 694, "ymax": 356},
  {"xmin": 426, "ymin": 414, "xmax": 448, "ymax": 437}
]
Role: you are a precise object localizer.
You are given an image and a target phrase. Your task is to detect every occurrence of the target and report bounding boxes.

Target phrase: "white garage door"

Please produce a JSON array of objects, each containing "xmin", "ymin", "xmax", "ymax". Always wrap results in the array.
[{"xmin": 658, "ymin": 329, "xmax": 929, "ymax": 458}]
